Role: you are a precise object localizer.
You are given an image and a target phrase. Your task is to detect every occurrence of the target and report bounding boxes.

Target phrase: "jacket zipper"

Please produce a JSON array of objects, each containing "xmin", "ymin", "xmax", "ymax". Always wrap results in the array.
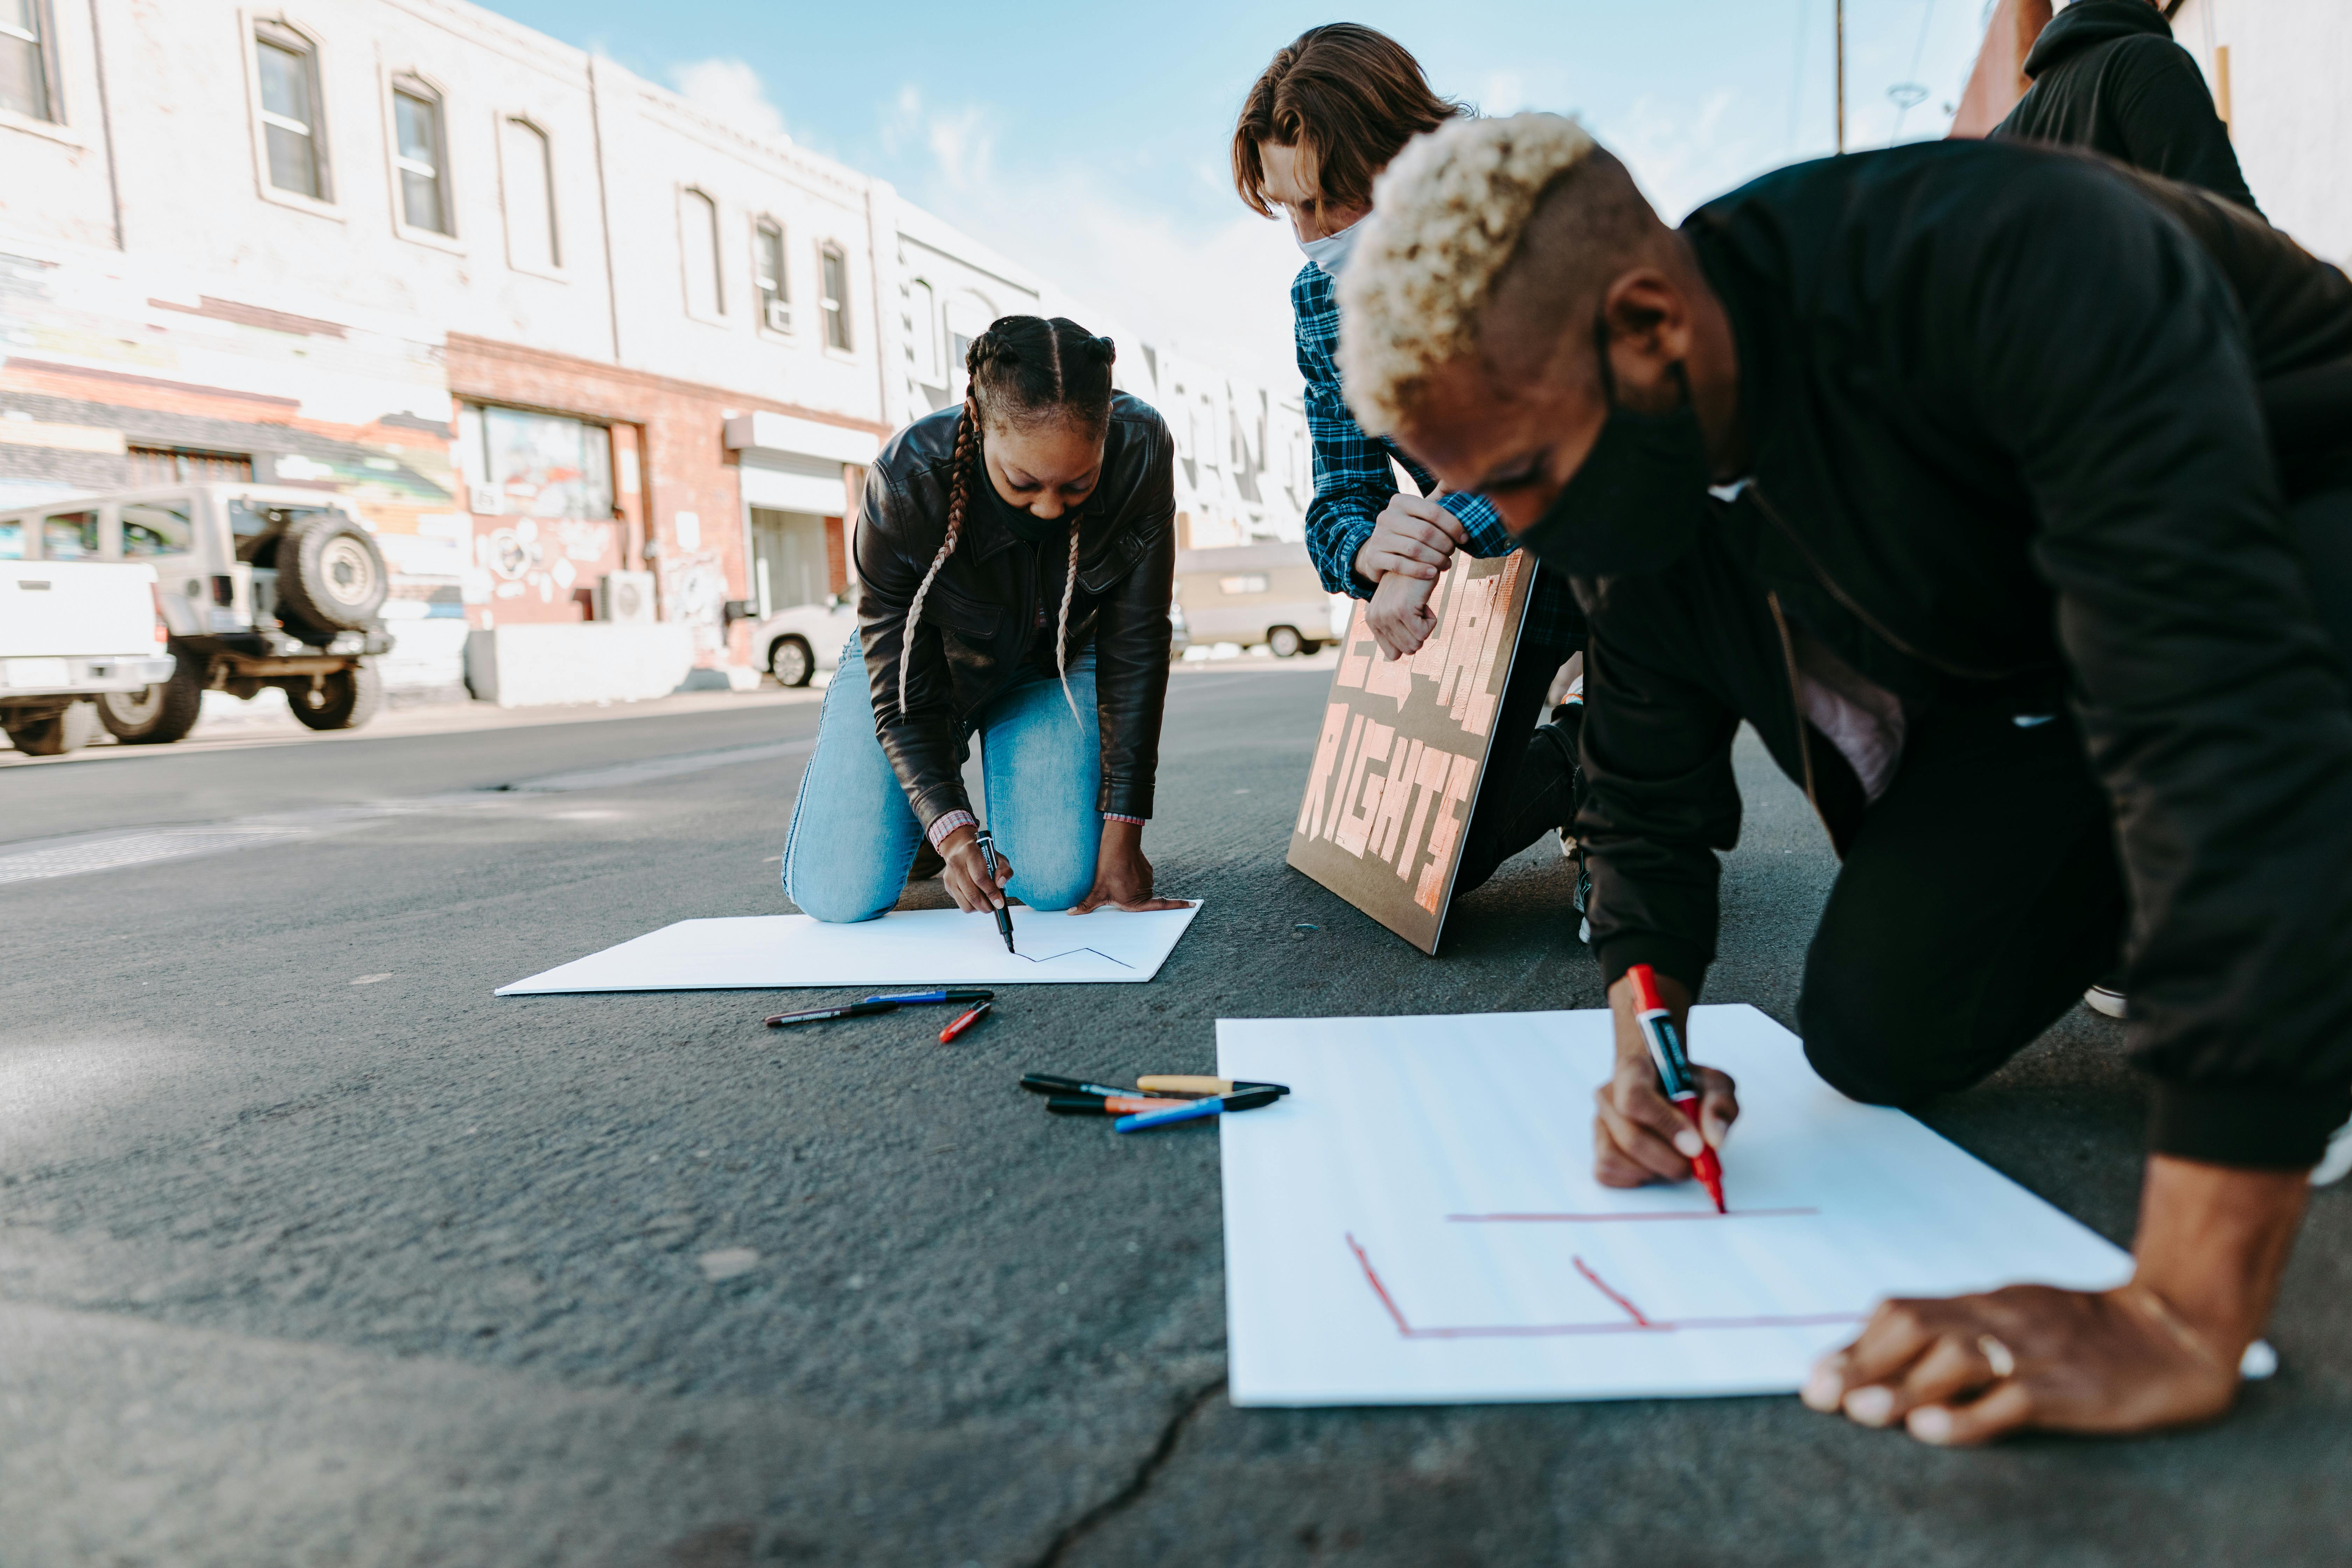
[
  {"xmin": 1765, "ymin": 589, "xmax": 1826, "ymax": 833},
  {"xmin": 1746, "ymin": 481, "xmax": 2024, "ymax": 681}
]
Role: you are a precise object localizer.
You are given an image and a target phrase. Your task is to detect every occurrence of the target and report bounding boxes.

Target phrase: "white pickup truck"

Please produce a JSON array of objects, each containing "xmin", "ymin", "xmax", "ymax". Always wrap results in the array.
[{"xmin": 0, "ymin": 557, "xmax": 176, "ymax": 755}]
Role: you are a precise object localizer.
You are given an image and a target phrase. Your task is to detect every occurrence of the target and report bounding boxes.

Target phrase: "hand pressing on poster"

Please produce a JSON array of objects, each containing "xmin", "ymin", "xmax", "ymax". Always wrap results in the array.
[
  {"xmin": 1070, "ymin": 818, "xmax": 1192, "ymax": 914},
  {"xmin": 1801, "ymin": 1157, "xmax": 2307, "ymax": 1443},
  {"xmin": 1591, "ymin": 967, "xmax": 1740, "ymax": 1187},
  {"xmin": 1354, "ymin": 492, "xmax": 1469, "ymax": 584},
  {"xmin": 1365, "ymin": 570, "xmax": 1442, "ymax": 660},
  {"xmin": 936, "ymin": 824, "xmax": 1015, "ymax": 915}
]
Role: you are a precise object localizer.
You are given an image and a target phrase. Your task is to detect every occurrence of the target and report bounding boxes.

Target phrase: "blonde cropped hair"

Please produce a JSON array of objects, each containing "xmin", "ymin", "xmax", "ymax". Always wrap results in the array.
[{"xmin": 1337, "ymin": 112, "xmax": 1598, "ymax": 437}]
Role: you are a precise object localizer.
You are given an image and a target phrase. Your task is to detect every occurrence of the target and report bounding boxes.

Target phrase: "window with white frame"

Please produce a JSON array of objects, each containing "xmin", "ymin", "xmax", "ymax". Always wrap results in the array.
[
  {"xmin": 908, "ymin": 279, "xmax": 941, "ymax": 385},
  {"xmin": 754, "ymin": 218, "xmax": 789, "ymax": 332},
  {"xmin": 500, "ymin": 115, "xmax": 557, "ymax": 271},
  {"xmin": 681, "ymin": 188, "xmax": 722, "ymax": 318},
  {"xmin": 254, "ymin": 23, "xmax": 329, "ymax": 200},
  {"xmin": 462, "ymin": 404, "xmax": 614, "ymax": 519},
  {"xmin": 819, "ymin": 241, "xmax": 851, "ymax": 351},
  {"xmin": 1, "ymin": 0, "xmax": 52, "ymax": 122},
  {"xmin": 391, "ymin": 79, "xmax": 450, "ymax": 235}
]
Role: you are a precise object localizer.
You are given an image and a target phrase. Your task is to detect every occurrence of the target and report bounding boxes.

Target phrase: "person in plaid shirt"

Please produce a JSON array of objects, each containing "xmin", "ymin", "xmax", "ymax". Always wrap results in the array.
[{"xmin": 1233, "ymin": 23, "xmax": 1590, "ymax": 920}]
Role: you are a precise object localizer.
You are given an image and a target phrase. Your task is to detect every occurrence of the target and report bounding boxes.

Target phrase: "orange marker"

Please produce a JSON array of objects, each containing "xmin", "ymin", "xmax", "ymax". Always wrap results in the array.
[
  {"xmin": 940, "ymin": 1001, "xmax": 992, "ymax": 1042},
  {"xmin": 1044, "ymin": 1095, "xmax": 1192, "ymax": 1115}
]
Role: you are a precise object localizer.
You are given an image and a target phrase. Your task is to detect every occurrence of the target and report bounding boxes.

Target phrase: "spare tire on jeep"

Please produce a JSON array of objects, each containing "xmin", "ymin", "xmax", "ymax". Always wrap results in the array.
[{"xmin": 276, "ymin": 512, "xmax": 388, "ymax": 636}]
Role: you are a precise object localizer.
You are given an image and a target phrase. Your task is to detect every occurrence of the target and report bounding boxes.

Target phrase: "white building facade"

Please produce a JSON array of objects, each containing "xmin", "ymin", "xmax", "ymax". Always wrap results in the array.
[{"xmin": 0, "ymin": 0, "xmax": 1304, "ymax": 691}]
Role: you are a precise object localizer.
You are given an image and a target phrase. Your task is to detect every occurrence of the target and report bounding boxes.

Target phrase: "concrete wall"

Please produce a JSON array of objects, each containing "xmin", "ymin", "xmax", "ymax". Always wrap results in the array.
[
  {"xmin": 464, "ymin": 622, "xmax": 694, "ymax": 707},
  {"xmin": 2169, "ymin": 0, "xmax": 2352, "ymax": 267}
]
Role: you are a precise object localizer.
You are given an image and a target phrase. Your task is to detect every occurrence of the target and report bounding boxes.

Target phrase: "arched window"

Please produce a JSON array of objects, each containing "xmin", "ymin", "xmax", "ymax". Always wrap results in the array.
[
  {"xmin": 391, "ymin": 77, "xmax": 450, "ymax": 235},
  {"xmin": 501, "ymin": 117, "xmax": 558, "ymax": 271},
  {"xmin": 2, "ymin": 0, "xmax": 55, "ymax": 122},
  {"xmin": 819, "ymin": 242, "xmax": 852, "ymax": 351},
  {"xmin": 681, "ymin": 188, "xmax": 722, "ymax": 318},
  {"xmin": 908, "ymin": 279, "xmax": 941, "ymax": 384},
  {"xmin": 754, "ymin": 218, "xmax": 789, "ymax": 331},
  {"xmin": 254, "ymin": 22, "xmax": 329, "ymax": 200}
]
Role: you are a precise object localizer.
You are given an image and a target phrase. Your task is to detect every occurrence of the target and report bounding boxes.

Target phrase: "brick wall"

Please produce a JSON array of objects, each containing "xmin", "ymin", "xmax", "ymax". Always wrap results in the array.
[{"xmin": 446, "ymin": 334, "xmax": 886, "ymax": 666}]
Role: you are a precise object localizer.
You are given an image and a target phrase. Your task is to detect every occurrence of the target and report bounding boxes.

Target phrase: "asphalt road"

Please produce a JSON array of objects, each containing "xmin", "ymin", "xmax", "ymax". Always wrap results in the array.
[{"xmin": 2, "ymin": 667, "xmax": 2346, "ymax": 1567}]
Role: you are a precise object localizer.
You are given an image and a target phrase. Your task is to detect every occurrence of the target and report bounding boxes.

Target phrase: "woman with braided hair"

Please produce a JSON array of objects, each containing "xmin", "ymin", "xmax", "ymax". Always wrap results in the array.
[{"xmin": 783, "ymin": 315, "xmax": 1188, "ymax": 924}]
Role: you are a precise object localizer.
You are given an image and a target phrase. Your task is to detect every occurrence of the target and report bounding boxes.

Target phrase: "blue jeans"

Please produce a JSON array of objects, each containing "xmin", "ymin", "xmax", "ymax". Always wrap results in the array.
[{"xmin": 783, "ymin": 638, "xmax": 1102, "ymax": 921}]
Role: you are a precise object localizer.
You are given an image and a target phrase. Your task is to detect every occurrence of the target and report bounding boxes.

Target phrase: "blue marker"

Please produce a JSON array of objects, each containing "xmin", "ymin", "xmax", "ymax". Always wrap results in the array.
[
  {"xmin": 859, "ymin": 988, "xmax": 995, "ymax": 1006},
  {"xmin": 1113, "ymin": 1087, "xmax": 1282, "ymax": 1132}
]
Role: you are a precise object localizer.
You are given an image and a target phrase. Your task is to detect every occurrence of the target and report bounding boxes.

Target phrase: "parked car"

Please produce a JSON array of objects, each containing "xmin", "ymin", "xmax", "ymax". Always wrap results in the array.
[
  {"xmin": 1172, "ymin": 542, "xmax": 1349, "ymax": 656},
  {"xmin": 0, "ymin": 484, "xmax": 393, "ymax": 745},
  {"xmin": 0, "ymin": 553, "xmax": 177, "ymax": 755},
  {"xmin": 751, "ymin": 589, "xmax": 859, "ymax": 686},
  {"xmin": 1169, "ymin": 596, "xmax": 1190, "ymax": 658}
]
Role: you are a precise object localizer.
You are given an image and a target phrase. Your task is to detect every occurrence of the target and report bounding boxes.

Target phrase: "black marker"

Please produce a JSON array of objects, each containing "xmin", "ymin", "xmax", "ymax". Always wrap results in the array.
[
  {"xmin": 1021, "ymin": 1072, "xmax": 1133, "ymax": 1099},
  {"xmin": 765, "ymin": 1000, "xmax": 899, "ymax": 1028},
  {"xmin": 976, "ymin": 829, "xmax": 1015, "ymax": 954}
]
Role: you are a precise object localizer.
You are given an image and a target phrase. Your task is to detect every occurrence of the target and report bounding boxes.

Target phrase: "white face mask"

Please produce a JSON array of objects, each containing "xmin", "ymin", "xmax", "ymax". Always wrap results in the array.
[{"xmin": 1296, "ymin": 218, "xmax": 1361, "ymax": 278}]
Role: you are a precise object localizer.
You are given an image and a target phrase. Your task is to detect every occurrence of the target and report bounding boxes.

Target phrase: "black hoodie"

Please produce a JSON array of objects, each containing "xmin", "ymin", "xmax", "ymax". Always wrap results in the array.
[{"xmin": 1990, "ymin": 0, "xmax": 2258, "ymax": 214}]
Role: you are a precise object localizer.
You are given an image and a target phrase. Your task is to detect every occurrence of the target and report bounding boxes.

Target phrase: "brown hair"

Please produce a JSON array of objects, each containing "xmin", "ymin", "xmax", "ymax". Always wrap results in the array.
[
  {"xmin": 1231, "ymin": 24, "xmax": 1465, "ymax": 219},
  {"xmin": 901, "ymin": 315, "xmax": 1115, "ymax": 727}
]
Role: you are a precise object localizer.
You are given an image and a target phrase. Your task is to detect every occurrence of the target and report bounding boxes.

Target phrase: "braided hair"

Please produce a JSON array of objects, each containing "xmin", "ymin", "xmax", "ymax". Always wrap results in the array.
[{"xmin": 899, "ymin": 315, "xmax": 1118, "ymax": 728}]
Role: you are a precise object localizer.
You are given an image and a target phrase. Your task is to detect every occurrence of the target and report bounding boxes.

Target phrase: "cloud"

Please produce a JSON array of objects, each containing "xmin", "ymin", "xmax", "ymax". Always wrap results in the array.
[
  {"xmin": 887, "ymin": 86, "xmax": 994, "ymax": 190},
  {"xmin": 1601, "ymin": 90, "xmax": 1773, "ymax": 220},
  {"xmin": 667, "ymin": 57, "xmax": 791, "ymax": 144},
  {"xmin": 877, "ymin": 83, "xmax": 1305, "ymax": 394}
]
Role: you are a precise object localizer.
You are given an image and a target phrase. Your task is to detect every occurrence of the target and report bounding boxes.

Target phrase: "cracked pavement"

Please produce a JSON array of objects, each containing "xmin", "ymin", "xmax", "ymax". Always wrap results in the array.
[{"xmin": 2, "ymin": 667, "xmax": 2347, "ymax": 1566}]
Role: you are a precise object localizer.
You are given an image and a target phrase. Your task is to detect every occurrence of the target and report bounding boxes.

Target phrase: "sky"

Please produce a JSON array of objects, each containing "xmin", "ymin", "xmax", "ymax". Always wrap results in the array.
[{"xmin": 478, "ymin": 0, "xmax": 1998, "ymax": 392}]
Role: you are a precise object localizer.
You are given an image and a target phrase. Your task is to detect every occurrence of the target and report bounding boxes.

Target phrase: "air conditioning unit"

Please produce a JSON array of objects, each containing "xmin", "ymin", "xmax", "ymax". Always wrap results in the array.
[
  {"xmin": 468, "ymin": 483, "xmax": 505, "ymax": 516},
  {"xmin": 596, "ymin": 570, "xmax": 657, "ymax": 624},
  {"xmin": 763, "ymin": 299, "xmax": 792, "ymax": 333}
]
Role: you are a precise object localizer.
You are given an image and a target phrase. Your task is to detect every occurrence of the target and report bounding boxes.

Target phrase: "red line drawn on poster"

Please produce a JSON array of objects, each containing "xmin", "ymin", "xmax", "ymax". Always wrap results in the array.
[
  {"xmin": 1343, "ymin": 1232, "xmax": 1867, "ymax": 1340},
  {"xmin": 1445, "ymin": 1208, "xmax": 1819, "ymax": 1224}
]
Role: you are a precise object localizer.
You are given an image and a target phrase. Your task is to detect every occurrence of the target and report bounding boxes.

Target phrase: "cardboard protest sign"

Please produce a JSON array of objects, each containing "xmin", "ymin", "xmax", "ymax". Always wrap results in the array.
[{"xmin": 1287, "ymin": 551, "xmax": 1534, "ymax": 954}]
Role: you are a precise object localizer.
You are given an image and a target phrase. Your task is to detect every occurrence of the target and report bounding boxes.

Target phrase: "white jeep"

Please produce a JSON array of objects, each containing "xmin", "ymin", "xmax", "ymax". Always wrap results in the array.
[{"xmin": 0, "ymin": 484, "xmax": 393, "ymax": 746}]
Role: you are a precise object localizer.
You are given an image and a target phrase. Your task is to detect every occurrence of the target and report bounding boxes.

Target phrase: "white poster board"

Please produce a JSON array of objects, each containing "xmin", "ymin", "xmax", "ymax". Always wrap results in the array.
[
  {"xmin": 498, "ymin": 904, "xmax": 1201, "ymax": 995},
  {"xmin": 1216, "ymin": 1006, "xmax": 2133, "ymax": 1407}
]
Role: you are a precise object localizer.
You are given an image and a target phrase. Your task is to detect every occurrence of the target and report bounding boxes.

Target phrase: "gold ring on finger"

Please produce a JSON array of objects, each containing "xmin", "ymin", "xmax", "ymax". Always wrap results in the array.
[{"xmin": 1978, "ymin": 1334, "xmax": 2017, "ymax": 1380}]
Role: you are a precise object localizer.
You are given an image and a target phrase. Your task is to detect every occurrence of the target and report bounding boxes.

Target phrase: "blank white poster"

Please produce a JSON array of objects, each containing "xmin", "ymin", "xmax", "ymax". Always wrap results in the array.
[
  {"xmin": 1216, "ymin": 1006, "xmax": 2133, "ymax": 1407},
  {"xmin": 497, "ymin": 903, "xmax": 1201, "ymax": 995}
]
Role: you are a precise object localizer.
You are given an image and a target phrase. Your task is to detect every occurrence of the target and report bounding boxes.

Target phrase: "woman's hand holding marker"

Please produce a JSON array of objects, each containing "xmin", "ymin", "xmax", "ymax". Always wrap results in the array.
[{"xmin": 935, "ymin": 823, "xmax": 1014, "ymax": 916}]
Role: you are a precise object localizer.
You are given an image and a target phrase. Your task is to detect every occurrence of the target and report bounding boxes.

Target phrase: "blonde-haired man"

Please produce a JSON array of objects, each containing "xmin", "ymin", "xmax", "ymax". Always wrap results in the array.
[{"xmin": 1342, "ymin": 114, "xmax": 2352, "ymax": 1443}]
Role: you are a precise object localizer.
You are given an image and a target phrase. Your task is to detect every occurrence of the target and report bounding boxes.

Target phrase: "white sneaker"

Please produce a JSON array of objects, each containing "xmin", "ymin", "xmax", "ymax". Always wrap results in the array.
[
  {"xmin": 2312, "ymin": 1118, "xmax": 2352, "ymax": 1188},
  {"xmin": 2084, "ymin": 984, "xmax": 2128, "ymax": 1019}
]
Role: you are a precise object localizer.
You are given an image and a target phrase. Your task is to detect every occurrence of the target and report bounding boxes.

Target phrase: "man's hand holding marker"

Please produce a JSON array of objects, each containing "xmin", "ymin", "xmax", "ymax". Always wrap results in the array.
[{"xmin": 1592, "ymin": 964, "xmax": 1738, "ymax": 1195}]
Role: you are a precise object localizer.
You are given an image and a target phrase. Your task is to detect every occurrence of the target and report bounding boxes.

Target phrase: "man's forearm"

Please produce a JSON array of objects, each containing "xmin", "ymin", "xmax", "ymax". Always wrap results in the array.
[{"xmin": 2130, "ymin": 1155, "xmax": 2308, "ymax": 1362}]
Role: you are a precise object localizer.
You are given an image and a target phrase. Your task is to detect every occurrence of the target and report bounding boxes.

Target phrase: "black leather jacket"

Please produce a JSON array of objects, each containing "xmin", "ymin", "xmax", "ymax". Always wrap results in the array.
[
  {"xmin": 1574, "ymin": 142, "xmax": 2352, "ymax": 1161},
  {"xmin": 853, "ymin": 392, "xmax": 1176, "ymax": 833}
]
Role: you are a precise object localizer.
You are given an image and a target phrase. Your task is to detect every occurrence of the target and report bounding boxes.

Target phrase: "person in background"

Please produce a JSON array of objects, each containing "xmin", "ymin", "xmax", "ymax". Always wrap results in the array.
[
  {"xmin": 1993, "ymin": 0, "xmax": 2258, "ymax": 1025},
  {"xmin": 1338, "ymin": 113, "xmax": 2352, "ymax": 1443},
  {"xmin": 783, "ymin": 316, "xmax": 1188, "ymax": 925},
  {"xmin": 1232, "ymin": 23, "xmax": 1592, "ymax": 920},
  {"xmin": 1992, "ymin": 0, "xmax": 2258, "ymax": 213}
]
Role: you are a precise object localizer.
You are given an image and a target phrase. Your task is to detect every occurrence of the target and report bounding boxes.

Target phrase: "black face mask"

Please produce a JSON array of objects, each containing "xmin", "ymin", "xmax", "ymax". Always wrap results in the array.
[
  {"xmin": 980, "ymin": 459, "xmax": 1069, "ymax": 546},
  {"xmin": 1513, "ymin": 319, "xmax": 1714, "ymax": 580}
]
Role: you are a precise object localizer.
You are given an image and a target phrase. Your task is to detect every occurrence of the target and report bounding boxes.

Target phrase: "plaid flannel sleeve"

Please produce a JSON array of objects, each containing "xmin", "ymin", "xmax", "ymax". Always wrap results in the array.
[
  {"xmin": 1296, "ymin": 265, "xmax": 1392, "ymax": 601},
  {"xmin": 1293, "ymin": 264, "xmax": 1579, "ymax": 651}
]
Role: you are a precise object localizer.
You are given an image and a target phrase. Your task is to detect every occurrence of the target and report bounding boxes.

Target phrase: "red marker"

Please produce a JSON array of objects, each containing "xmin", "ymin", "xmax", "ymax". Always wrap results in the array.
[
  {"xmin": 939, "ymin": 1000, "xmax": 992, "ymax": 1042},
  {"xmin": 1626, "ymin": 963, "xmax": 1726, "ymax": 1212}
]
